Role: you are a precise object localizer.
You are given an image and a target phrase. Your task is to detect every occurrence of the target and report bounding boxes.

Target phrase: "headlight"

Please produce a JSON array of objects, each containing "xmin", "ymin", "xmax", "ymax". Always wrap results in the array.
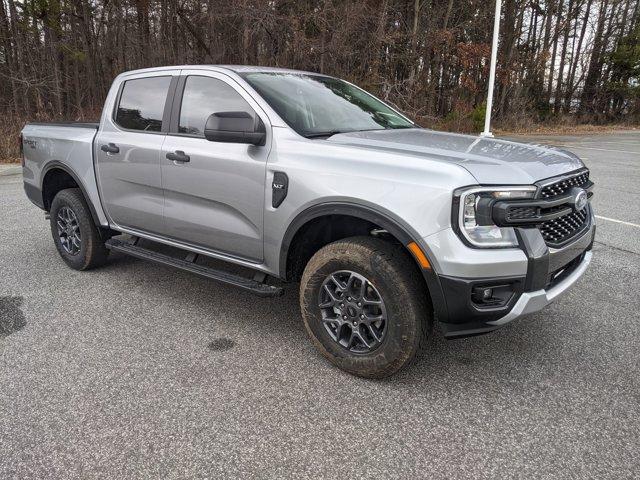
[{"xmin": 454, "ymin": 186, "xmax": 536, "ymax": 248}]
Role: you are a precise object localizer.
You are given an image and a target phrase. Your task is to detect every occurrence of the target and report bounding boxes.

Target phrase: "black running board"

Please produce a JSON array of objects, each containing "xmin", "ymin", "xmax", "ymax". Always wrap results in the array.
[{"xmin": 105, "ymin": 238, "xmax": 284, "ymax": 297}]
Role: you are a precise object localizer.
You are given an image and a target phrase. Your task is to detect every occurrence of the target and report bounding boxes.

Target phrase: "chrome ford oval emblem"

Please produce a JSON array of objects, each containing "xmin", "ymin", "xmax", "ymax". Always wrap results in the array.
[{"xmin": 573, "ymin": 188, "xmax": 588, "ymax": 211}]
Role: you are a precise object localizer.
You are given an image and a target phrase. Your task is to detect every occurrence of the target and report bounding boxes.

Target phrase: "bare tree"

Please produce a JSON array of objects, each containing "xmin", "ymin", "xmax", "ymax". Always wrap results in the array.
[{"xmin": 1, "ymin": 0, "xmax": 639, "ymax": 160}]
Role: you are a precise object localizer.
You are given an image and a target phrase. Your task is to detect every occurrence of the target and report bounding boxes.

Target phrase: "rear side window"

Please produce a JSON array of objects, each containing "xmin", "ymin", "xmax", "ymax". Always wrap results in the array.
[
  {"xmin": 178, "ymin": 76, "xmax": 254, "ymax": 136},
  {"xmin": 115, "ymin": 76, "xmax": 171, "ymax": 132}
]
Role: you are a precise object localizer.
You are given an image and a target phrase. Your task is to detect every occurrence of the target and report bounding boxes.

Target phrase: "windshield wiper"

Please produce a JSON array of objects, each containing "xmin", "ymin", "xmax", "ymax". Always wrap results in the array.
[
  {"xmin": 303, "ymin": 126, "xmax": 413, "ymax": 138},
  {"xmin": 303, "ymin": 130, "xmax": 352, "ymax": 139}
]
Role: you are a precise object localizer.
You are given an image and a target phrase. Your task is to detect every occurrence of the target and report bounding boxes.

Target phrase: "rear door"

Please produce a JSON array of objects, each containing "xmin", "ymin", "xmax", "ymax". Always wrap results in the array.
[
  {"xmin": 159, "ymin": 70, "xmax": 271, "ymax": 262},
  {"xmin": 95, "ymin": 70, "xmax": 179, "ymax": 234}
]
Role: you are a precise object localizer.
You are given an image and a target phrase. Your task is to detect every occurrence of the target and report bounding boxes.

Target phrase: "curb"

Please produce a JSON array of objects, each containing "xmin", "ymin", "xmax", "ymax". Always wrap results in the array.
[{"xmin": 0, "ymin": 165, "xmax": 21, "ymax": 177}]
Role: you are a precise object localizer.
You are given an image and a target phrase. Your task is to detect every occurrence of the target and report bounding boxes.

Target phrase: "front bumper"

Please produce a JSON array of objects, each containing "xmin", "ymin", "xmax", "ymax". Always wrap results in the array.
[
  {"xmin": 429, "ymin": 211, "xmax": 595, "ymax": 338},
  {"xmin": 487, "ymin": 250, "xmax": 592, "ymax": 327}
]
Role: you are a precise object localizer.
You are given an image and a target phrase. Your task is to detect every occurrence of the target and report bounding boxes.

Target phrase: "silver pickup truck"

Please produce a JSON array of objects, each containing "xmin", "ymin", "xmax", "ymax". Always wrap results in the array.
[{"xmin": 20, "ymin": 65, "xmax": 594, "ymax": 378}]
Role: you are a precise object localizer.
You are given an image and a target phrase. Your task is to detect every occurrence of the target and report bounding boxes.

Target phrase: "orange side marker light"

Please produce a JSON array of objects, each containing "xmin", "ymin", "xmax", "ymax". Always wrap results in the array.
[{"xmin": 407, "ymin": 242, "xmax": 431, "ymax": 270}]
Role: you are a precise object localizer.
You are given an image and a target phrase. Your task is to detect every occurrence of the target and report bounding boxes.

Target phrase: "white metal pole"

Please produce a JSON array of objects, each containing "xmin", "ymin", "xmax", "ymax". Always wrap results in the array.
[{"xmin": 481, "ymin": 0, "xmax": 502, "ymax": 138}]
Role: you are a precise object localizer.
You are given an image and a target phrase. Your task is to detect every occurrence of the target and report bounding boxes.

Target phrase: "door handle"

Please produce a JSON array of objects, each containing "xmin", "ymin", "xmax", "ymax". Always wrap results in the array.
[
  {"xmin": 166, "ymin": 150, "xmax": 190, "ymax": 163},
  {"xmin": 100, "ymin": 143, "xmax": 120, "ymax": 154}
]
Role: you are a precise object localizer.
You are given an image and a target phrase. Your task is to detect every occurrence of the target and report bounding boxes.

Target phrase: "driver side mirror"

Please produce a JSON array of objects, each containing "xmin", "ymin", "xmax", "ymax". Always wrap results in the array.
[{"xmin": 204, "ymin": 111, "xmax": 266, "ymax": 146}]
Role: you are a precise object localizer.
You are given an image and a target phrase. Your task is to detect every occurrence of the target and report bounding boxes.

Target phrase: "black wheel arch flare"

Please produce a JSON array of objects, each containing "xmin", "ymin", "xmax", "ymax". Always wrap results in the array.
[
  {"xmin": 279, "ymin": 202, "xmax": 450, "ymax": 323},
  {"xmin": 40, "ymin": 161, "xmax": 102, "ymax": 227}
]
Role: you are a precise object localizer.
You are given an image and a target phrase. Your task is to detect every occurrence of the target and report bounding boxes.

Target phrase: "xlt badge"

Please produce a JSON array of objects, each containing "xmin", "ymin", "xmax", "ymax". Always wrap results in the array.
[{"xmin": 272, "ymin": 172, "xmax": 289, "ymax": 208}]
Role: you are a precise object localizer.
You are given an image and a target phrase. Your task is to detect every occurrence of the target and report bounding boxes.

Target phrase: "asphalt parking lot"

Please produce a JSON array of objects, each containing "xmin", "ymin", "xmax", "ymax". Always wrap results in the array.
[{"xmin": 1, "ymin": 131, "xmax": 639, "ymax": 479}]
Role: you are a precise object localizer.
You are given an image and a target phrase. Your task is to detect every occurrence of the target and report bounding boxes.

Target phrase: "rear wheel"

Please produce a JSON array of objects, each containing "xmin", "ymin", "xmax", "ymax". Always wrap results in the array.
[
  {"xmin": 300, "ymin": 236, "xmax": 431, "ymax": 378},
  {"xmin": 49, "ymin": 188, "xmax": 109, "ymax": 270}
]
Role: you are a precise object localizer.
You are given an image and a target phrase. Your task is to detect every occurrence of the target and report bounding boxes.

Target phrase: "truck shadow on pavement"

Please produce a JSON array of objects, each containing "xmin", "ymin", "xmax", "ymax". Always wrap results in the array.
[
  {"xmin": 0, "ymin": 296, "xmax": 27, "ymax": 338},
  {"xmin": 100, "ymin": 252, "xmax": 574, "ymax": 385}
]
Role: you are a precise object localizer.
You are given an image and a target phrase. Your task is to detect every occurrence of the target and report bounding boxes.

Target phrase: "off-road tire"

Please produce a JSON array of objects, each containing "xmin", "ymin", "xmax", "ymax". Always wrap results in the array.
[
  {"xmin": 49, "ymin": 188, "xmax": 109, "ymax": 270},
  {"xmin": 300, "ymin": 236, "xmax": 431, "ymax": 378}
]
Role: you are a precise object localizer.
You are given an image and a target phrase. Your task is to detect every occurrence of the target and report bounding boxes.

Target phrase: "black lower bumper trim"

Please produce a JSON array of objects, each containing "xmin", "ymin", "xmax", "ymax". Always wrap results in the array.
[
  {"xmin": 438, "ymin": 274, "xmax": 525, "ymax": 326},
  {"xmin": 439, "ymin": 321, "xmax": 500, "ymax": 338},
  {"xmin": 436, "ymin": 222, "xmax": 594, "ymax": 338},
  {"xmin": 516, "ymin": 227, "xmax": 549, "ymax": 291},
  {"xmin": 24, "ymin": 182, "xmax": 44, "ymax": 209}
]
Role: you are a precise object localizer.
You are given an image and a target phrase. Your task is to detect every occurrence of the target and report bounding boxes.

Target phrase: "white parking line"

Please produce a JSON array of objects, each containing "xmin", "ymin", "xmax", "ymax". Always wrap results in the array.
[
  {"xmin": 595, "ymin": 215, "xmax": 640, "ymax": 228},
  {"xmin": 562, "ymin": 144, "xmax": 640, "ymax": 155},
  {"xmin": 576, "ymin": 140, "xmax": 640, "ymax": 144}
]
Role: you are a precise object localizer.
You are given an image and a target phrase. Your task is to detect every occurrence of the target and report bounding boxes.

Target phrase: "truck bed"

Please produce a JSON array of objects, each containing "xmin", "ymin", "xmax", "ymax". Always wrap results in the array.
[
  {"xmin": 21, "ymin": 121, "xmax": 108, "ymax": 225},
  {"xmin": 26, "ymin": 121, "xmax": 99, "ymax": 129}
]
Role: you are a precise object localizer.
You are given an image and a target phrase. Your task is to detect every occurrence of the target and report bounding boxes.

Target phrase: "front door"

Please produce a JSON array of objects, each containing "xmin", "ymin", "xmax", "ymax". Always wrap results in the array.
[
  {"xmin": 160, "ymin": 71, "xmax": 270, "ymax": 262},
  {"xmin": 95, "ymin": 71, "xmax": 178, "ymax": 234}
]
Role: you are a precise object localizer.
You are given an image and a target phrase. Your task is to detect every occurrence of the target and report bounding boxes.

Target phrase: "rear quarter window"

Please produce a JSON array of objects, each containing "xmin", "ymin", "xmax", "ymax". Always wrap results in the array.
[{"xmin": 115, "ymin": 76, "xmax": 171, "ymax": 132}]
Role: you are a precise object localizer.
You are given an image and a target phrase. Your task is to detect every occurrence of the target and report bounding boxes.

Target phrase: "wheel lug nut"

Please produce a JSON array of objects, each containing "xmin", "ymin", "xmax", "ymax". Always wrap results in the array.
[
  {"xmin": 360, "ymin": 314, "xmax": 365, "ymax": 319},
  {"xmin": 357, "ymin": 302, "xmax": 362, "ymax": 307},
  {"xmin": 343, "ymin": 315, "xmax": 347, "ymax": 319},
  {"xmin": 353, "ymin": 321, "xmax": 357, "ymax": 325},
  {"xmin": 340, "ymin": 303, "xmax": 344, "ymax": 308},
  {"xmin": 347, "ymin": 297, "xmax": 352, "ymax": 301}
]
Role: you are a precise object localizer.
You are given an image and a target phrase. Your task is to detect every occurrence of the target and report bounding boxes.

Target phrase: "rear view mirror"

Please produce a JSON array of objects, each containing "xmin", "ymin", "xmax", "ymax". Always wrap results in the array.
[{"xmin": 204, "ymin": 111, "xmax": 266, "ymax": 146}]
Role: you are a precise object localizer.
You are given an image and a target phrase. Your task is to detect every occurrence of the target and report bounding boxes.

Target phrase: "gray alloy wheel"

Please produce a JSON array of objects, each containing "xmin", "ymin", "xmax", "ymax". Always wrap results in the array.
[
  {"xmin": 300, "ymin": 236, "xmax": 431, "ymax": 378},
  {"xmin": 49, "ymin": 188, "xmax": 109, "ymax": 270},
  {"xmin": 56, "ymin": 206, "xmax": 82, "ymax": 255},
  {"xmin": 318, "ymin": 270, "xmax": 388, "ymax": 354}
]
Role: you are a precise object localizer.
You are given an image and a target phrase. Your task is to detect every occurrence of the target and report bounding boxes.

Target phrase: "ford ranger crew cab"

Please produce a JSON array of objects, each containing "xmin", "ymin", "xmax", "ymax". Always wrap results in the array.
[{"xmin": 20, "ymin": 65, "xmax": 595, "ymax": 378}]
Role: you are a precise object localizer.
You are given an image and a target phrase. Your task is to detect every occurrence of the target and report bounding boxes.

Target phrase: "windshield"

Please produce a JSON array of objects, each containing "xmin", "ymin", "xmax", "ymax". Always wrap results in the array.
[{"xmin": 240, "ymin": 72, "xmax": 415, "ymax": 137}]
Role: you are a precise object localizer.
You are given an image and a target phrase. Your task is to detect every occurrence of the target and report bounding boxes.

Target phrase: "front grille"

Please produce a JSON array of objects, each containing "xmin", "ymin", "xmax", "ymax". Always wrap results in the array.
[
  {"xmin": 507, "ymin": 206, "xmax": 538, "ymax": 221},
  {"xmin": 540, "ymin": 170, "xmax": 589, "ymax": 198},
  {"xmin": 492, "ymin": 168, "xmax": 593, "ymax": 247},
  {"xmin": 506, "ymin": 204, "xmax": 574, "ymax": 222},
  {"xmin": 538, "ymin": 207, "xmax": 589, "ymax": 247}
]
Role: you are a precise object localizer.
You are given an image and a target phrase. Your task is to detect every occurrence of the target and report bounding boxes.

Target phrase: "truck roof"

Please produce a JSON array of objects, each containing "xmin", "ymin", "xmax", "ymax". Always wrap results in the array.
[{"xmin": 118, "ymin": 65, "xmax": 324, "ymax": 77}]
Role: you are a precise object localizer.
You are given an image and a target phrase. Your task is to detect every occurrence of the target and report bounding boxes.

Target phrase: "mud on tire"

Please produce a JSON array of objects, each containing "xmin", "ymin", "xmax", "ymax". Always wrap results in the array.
[
  {"xmin": 49, "ymin": 188, "xmax": 109, "ymax": 270},
  {"xmin": 300, "ymin": 236, "xmax": 431, "ymax": 378}
]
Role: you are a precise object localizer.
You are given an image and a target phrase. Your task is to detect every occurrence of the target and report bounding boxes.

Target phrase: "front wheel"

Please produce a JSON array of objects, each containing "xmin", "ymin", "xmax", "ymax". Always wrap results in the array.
[
  {"xmin": 300, "ymin": 236, "xmax": 431, "ymax": 378},
  {"xmin": 49, "ymin": 188, "xmax": 109, "ymax": 270}
]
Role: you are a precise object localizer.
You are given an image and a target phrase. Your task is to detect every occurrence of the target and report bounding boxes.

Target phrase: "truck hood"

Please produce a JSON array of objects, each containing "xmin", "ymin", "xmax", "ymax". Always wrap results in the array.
[{"xmin": 327, "ymin": 128, "xmax": 584, "ymax": 184}]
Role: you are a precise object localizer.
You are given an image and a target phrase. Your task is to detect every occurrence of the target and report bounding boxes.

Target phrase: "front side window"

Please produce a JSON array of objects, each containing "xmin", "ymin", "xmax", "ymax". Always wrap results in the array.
[
  {"xmin": 240, "ymin": 73, "xmax": 415, "ymax": 137},
  {"xmin": 178, "ymin": 76, "xmax": 254, "ymax": 136},
  {"xmin": 115, "ymin": 76, "xmax": 171, "ymax": 132}
]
